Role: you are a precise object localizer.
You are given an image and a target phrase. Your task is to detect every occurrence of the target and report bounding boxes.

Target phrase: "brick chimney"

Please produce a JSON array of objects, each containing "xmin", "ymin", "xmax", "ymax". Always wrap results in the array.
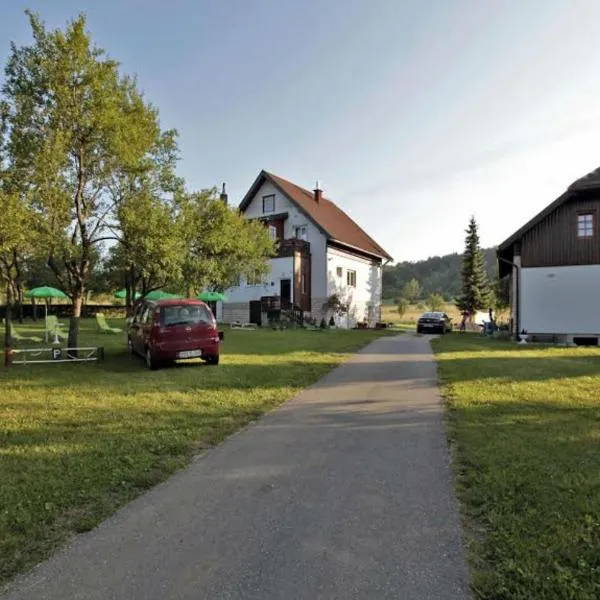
[
  {"xmin": 313, "ymin": 180, "xmax": 322, "ymax": 203},
  {"xmin": 220, "ymin": 182, "xmax": 228, "ymax": 205}
]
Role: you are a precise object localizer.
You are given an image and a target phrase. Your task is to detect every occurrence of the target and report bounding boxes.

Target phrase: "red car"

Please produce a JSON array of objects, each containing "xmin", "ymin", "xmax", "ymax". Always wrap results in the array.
[{"xmin": 128, "ymin": 298, "xmax": 222, "ymax": 369}]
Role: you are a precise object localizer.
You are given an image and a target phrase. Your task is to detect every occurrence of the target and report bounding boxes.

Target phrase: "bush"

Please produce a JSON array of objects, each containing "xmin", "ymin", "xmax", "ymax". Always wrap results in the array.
[
  {"xmin": 396, "ymin": 297, "xmax": 409, "ymax": 319},
  {"xmin": 428, "ymin": 293, "xmax": 444, "ymax": 312},
  {"xmin": 319, "ymin": 318, "xmax": 327, "ymax": 329},
  {"xmin": 492, "ymin": 330, "xmax": 512, "ymax": 341},
  {"xmin": 328, "ymin": 316, "xmax": 335, "ymax": 327},
  {"xmin": 323, "ymin": 294, "xmax": 348, "ymax": 316}
]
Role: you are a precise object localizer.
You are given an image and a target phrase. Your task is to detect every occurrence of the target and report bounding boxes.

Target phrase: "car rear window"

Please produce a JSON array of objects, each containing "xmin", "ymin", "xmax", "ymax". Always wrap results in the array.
[
  {"xmin": 160, "ymin": 304, "xmax": 214, "ymax": 327},
  {"xmin": 421, "ymin": 312, "xmax": 443, "ymax": 319}
]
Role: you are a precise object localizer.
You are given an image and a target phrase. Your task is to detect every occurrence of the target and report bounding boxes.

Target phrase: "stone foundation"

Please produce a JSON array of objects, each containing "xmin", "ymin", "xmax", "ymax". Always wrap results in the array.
[
  {"xmin": 307, "ymin": 299, "xmax": 376, "ymax": 328},
  {"xmin": 307, "ymin": 297, "xmax": 329, "ymax": 326},
  {"xmin": 222, "ymin": 299, "xmax": 380, "ymax": 329}
]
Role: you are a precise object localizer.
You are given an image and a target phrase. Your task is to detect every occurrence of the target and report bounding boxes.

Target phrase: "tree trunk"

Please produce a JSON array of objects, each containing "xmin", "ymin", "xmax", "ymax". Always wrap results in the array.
[
  {"xmin": 68, "ymin": 292, "xmax": 84, "ymax": 355},
  {"xmin": 4, "ymin": 283, "xmax": 13, "ymax": 366},
  {"xmin": 17, "ymin": 285, "xmax": 24, "ymax": 323},
  {"xmin": 126, "ymin": 268, "xmax": 134, "ymax": 316}
]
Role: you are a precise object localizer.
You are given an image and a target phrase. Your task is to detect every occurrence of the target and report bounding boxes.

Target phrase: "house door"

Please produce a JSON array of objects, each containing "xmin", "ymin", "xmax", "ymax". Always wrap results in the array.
[
  {"xmin": 205, "ymin": 300, "xmax": 216, "ymax": 318},
  {"xmin": 280, "ymin": 279, "xmax": 291, "ymax": 309},
  {"xmin": 249, "ymin": 300, "xmax": 262, "ymax": 326}
]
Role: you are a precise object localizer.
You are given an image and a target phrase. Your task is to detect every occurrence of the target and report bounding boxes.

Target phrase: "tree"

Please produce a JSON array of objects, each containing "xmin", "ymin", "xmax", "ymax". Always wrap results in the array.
[
  {"xmin": 0, "ymin": 93, "xmax": 39, "ymax": 355},
  {"xmin": 116, "ymin": 190, "xmax": 183, "ymax": 299},
  {"xmin": 108, "ymin": 128, "xmax": 182, "ymax": 311},
  {"xmin": 0, "ymin": 190, "xmax": 37, "ymax": 362},
  {"xmin": 178, "ymin": 190, "xmax": 274, "ymax": 294},
  {"xmin": 428, "ymin": 292, "xmax": 444, "ymax": 312},
  {"xmin": 2, "ymin": 12, "xmax": 161, "ymax": 348},
  {"xmin": 492, "ymin": 276, "xmax": 509, "ymax": 311},
  {"xmin": 382, "ymin": 249, "xmax": 498, "ymax": 302},
  {"xmin": 396, "ymin": 297, "xmax": 409, "ymax": 319},
  {"xmin": 402, "ymin": 278, "xmax": 421, "ymax": 303},
  {"xmin": 456, "ymin": 216, "xmax": 491, "ymax": 314}
]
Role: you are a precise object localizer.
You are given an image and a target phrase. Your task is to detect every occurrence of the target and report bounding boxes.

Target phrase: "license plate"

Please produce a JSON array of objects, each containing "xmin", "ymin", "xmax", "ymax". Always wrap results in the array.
[
  {"xmin": 423, "ymin": 323, "xmax": 434, "ymax": 327},
  {"xmin": 178, "ymin": 350, "xmax": 202, "ymax": 359}
]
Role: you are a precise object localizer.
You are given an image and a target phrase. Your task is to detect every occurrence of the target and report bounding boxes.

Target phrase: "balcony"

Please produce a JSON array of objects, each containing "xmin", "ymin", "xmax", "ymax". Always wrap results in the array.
[
  {"xmin": 276, "ymin": 238, "xmax": 310, "ymax": 258},
  {"xmin": 261, "ymin": 296, "xmax": 292, "ymax": 311}
]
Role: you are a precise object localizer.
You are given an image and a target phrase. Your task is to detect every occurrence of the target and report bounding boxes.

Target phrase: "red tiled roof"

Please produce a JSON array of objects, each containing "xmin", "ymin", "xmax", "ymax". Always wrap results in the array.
[{"xmin": 240, "ymin": 171, "xmax": 392, "ymax": 261}]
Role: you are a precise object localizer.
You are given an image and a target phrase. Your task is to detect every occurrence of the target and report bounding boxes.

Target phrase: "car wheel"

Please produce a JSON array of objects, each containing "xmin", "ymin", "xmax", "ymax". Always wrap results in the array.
[
  {"xmin": 146, "ymin": 348, "xmax": 159, "ymax": 371},
  {"xmin": 205, "ymin": 354, "xmax": 220, "ymax": 366}
]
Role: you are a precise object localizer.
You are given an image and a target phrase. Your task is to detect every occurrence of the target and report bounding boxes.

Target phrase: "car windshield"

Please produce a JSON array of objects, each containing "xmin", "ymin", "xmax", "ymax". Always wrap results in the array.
[
  {"xmin": 160, "ymin": 304, "xmax": 213, "ymax": 327},
  {"xmin": 421, "ymin": 312, "xmax": 443, "ymax": 319}
]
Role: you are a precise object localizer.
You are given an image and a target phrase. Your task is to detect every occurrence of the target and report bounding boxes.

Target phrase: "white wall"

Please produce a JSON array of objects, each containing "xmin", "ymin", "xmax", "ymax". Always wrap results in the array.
[
  {"xmin": 326, "ymin": 246, "xmax": 382, "ymax": 327},
  {"xmin": 240, "ymin": 180, "xmax": 328, "ymax": 299},
  {"xmin": 521, "ymin": 265, "xmax": 600, "ymax": 334},
  {"xmin": 225, "ymin": 257, "xmax": 294, "ymax": 303}
]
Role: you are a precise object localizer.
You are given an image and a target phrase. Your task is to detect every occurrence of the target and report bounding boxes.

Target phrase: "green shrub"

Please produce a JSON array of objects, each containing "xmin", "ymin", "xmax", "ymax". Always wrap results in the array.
[{"xmin": 396, "ymin": 297, "xmax": 409, "ymax": 319}]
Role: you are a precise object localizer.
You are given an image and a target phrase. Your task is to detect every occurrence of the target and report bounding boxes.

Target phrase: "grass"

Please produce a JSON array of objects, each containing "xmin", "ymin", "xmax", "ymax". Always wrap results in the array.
[
  {"xmin": 382, "ymin": 301, "xmax": 462, "ymax": 325},
  {"xmin": 433, "ymin": 334, "xmax": 600, "ymax": 599},
  {"xmin": 0, "ymin": 318, "xmax": 391, "ymax": 585},
  {"xmin": 381, "ymin": 302, "xmax": 509, "ymax": 329}
]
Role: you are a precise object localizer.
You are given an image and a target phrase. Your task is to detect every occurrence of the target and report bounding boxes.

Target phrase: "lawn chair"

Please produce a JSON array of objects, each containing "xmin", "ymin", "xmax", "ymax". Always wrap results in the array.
[
  {"xmin": 2, "ymin": 321, "xmax": 43, "ymax": 343},
  {"xmin": 96, "ymin": 313, "xmax": 123, "ymax": 334},
  {"xmin": 45, "ymin": 315, "xmax": 67, "ymax": 343}
]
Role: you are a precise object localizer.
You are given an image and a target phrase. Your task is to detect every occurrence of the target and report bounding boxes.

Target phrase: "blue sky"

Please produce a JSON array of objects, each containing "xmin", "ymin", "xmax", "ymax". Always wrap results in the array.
[{"xmin": 3, "ymin": 1, "xmax": 600, "ymax": 261}]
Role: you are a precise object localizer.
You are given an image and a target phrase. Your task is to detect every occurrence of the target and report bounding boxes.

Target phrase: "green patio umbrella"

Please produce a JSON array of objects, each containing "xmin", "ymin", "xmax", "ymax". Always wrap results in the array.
[
  {"xmin": 25, "ymin": 286, "xmax": 68, "ymax": 340},
  {"xmin": 196, "ymin": 291, "xmax": 227, "ymax": 302},
  {"xmin": 114, "ymin": 289, "xmax": 141, "ymax": 300},
  {"xmin": 144, "ymin": 290, "xmax": 182, "ymax": 301},
  {"xmin": 25, "ymin": 286, "xmax": 68, "ymax": 301}
]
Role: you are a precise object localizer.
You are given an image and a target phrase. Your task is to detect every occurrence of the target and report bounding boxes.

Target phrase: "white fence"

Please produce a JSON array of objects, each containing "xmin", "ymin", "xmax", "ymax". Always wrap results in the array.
[{"xmin": 10, "ymin": 347, "xmax": 104, "ymax": 365}]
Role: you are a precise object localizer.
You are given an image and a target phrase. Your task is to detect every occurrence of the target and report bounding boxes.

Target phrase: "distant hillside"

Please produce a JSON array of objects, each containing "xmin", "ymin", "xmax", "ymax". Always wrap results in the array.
[{"xmin": 382, "ymin": 248, "xmax": 498, "ymax": 303}]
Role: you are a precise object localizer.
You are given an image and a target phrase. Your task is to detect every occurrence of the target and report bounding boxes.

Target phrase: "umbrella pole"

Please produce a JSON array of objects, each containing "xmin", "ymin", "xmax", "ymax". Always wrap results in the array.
[{"xmin": 44, "ymin": 301, "xmax": 48, "ymax": 343}]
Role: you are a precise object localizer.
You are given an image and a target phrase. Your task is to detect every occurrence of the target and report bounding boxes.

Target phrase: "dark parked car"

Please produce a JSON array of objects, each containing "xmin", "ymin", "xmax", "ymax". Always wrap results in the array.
[
  {"xmin": 128, "ymin": 298, "xmax": 222, "ymax": 369},
  {"xmin": 416, "ymin": 311, "xmax": 453, "ymax": 334}
]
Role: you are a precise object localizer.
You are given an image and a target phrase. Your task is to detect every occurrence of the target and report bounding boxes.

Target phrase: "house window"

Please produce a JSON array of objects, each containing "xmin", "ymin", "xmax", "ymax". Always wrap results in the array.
[
  {"xmin": 577, "ymin": 213, "xmax": 594, "ymax": 238},
  {"xmin": 294, "ymin": 225, "xmax": 308, "ymax": 241},
  {"xmin": 336, "ymin": 267, "xmax": 343, "ymax": 278},
  {"xmin": 301, "ymin": 273, "xmax": 306, "ymax": 294},
  {"xmin": 268, "ymin": 224, "xmax": 278, "ymax": 241},
  {"xmin": 347, "ymin": 269, "xmax": 356, "ymax": 287},
  {"xmin": 262, "ymin": 194, "xmax": 275, "ymax": 214},
  {"xmin": 246, "ymin": 271, "xmax": 264, "ymax": 286}
]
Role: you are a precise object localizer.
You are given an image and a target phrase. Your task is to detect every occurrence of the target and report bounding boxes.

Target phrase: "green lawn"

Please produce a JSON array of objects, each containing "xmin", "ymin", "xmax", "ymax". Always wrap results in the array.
[
  {"xmin": 0, "ymin": 318, "xmax": 391, "ymax": 585},
  {"xmin": 433, "ymin": 334, "xmax": 600, "ymax": 600}
]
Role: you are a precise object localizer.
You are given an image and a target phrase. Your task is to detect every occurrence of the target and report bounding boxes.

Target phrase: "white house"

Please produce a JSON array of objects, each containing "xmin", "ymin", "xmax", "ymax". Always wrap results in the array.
[
  {"xmin": 220, "ymin": 170, "xmax": 392, "ymax": 327},
  {"xmin": 498, "ymin": 166, "xmax": 600, "ymax": 344}
]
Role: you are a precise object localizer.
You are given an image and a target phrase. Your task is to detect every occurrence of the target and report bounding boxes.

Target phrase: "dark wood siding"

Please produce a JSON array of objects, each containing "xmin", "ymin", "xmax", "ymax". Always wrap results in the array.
[
  {"xmin": 521, "ymin": 194, "xmax": 600, "ymax": 267},
  {"xmin": 276, "ymin": 238, "xmax": 310, "ymax": 258},
  {"xmin": 293, "ymin": 252, "xmax": 311, "ymax": 312}
]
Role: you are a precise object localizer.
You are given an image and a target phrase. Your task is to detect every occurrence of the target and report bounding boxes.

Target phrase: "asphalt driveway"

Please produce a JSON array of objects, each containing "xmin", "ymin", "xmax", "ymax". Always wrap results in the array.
[{"xmin": 2, "ymin": 334, "xmax": 470, "ymax": 600}]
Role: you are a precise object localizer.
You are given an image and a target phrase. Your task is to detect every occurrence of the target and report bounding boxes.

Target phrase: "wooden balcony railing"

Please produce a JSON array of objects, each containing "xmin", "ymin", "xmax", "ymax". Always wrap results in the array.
[
  {"xmin": 276, "ymin": 238, "xmax": 310, "ymax": 258},
  {"xmin": 261, "ymin": 296, "xmax": 292, "ymax": 311}
]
